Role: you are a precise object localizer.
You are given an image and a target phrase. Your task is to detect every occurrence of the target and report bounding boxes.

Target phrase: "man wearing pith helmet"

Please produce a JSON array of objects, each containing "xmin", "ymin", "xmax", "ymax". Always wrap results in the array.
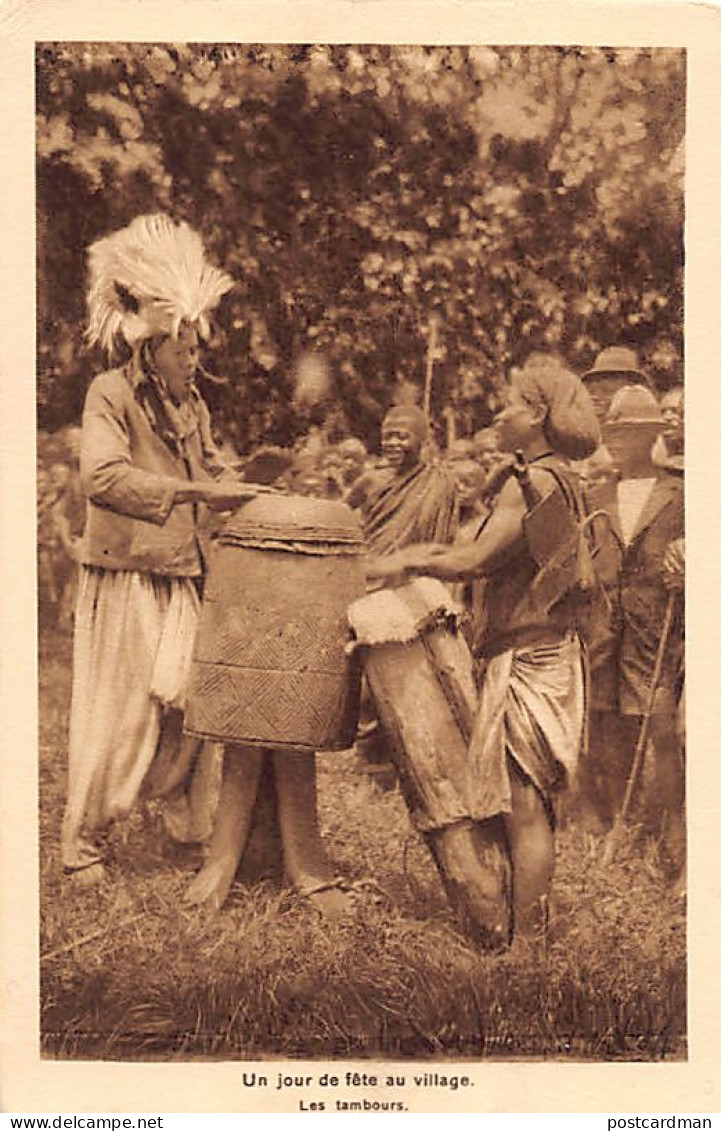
[
  {"xmin": 583, "ymin": 384, "xmax": 684, "ymax": 870},
  {"xmin": 581, "ymin": 345, "xmax": 655, "ymax": 422}
]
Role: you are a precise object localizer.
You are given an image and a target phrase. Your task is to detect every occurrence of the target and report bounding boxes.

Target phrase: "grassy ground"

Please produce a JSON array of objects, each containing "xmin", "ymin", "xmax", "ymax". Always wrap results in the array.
[{"xmin": 39, "ymin": 624, "xmax": 686, "ymax": 1062}]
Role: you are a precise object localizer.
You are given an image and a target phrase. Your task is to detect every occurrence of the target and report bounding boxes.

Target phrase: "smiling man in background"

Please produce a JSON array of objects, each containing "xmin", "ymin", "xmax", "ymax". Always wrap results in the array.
[
  {"xmin": 351, "ymin": 401, "xmax": 459, "ymax": 786},
  {"xmin": 360, "ymin": 403, "xmax": 458, "ymax": 555}
]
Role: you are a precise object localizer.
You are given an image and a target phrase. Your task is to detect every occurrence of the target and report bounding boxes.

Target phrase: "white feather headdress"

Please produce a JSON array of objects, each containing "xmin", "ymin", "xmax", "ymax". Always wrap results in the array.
[{"xmin": 86, "ymin": 213, "xmax": 234, "ymax": 357}]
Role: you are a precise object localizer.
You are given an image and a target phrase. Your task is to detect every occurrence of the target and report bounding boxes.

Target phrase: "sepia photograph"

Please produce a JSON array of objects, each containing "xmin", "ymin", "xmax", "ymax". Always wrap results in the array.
[{"xmin": 33, "ymin": 36, "xmax": 690, "ymax": 1072}]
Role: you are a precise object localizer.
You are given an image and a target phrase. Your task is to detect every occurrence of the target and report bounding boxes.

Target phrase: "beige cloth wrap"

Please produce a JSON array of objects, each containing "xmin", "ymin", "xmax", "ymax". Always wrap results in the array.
[{"xmin": 469, "ymin": 632, "xmax": 585, "ymax": 819}]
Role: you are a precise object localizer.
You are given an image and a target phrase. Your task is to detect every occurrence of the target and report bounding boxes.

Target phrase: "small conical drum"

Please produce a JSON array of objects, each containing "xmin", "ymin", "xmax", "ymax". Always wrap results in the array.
[
  {"xmin": 349, "ymin": 579, "xmax": 512, "ymax": 950},
  {"xmin": 185, "ymin": 495, "xmax": 365, "ymax": 751}
]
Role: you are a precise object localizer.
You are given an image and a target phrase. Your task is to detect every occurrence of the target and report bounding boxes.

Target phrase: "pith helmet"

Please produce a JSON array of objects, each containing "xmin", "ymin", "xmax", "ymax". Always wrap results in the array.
[{"xmin": 605, "ymin": 384, "xmax": 663, "ymax": 427}]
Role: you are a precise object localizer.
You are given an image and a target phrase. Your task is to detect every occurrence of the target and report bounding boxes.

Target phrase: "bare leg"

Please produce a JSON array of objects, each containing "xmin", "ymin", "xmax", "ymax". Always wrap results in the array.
[
  {"xmin": 186, "ymin": 742, "xmax": 223, "ymax": 844},
  {"xmin": 161, "ymin": 741, "xmax": 222, "ymax": 844},
  {"xmin": 272, "ymin": 749, "xmax": 351, "ymax": 919},
  {"xmin": 185, "ymin": 744, "xmax": 263, "ymax": 910},
  {"xmin": 354, "ymin": 679, "xmax": 397, "ymax": 790},
  {"xmin": 236, "ymin": 761, "xmax": 284, "ymax": 884},
  {"xmin": 503, "ymin": 762, "xmax": 555, "ymax": 939}
]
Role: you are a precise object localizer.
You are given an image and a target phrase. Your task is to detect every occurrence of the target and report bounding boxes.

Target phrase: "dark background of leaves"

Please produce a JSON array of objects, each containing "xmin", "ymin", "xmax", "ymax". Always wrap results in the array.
[{"xmin": 36, "ymin": 44, "xmax": 685, "ymax": 451}]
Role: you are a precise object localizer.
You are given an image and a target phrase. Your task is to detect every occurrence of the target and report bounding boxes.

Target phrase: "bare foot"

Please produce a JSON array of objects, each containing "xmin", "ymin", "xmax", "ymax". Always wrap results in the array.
[
  {"xmin": 184, "ymin": 861, "xmax": 237, "ymax": 910},
  {"xmin": 298, "ymin": 880, "xmax": 354, "ymax": 922},
  {"xmin": 162, "ymin": 795, "xmax": 208, "ymax": 844},
  {"xmin": 66, "ymin": 862, "xmax": 107, "ymax": 889}
]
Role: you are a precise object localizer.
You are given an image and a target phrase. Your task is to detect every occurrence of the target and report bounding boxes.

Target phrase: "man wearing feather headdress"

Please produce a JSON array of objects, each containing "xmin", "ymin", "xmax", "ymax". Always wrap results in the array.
[{"xmin": 61, "ymin": 214, "xmax": 257, "ymax": 886}]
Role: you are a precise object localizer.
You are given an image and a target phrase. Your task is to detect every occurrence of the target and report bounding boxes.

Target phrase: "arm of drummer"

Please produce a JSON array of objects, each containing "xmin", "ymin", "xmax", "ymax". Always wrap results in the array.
[{"xmin": 368, "ymin": 477, "xmax": 527, "ymax": 584}]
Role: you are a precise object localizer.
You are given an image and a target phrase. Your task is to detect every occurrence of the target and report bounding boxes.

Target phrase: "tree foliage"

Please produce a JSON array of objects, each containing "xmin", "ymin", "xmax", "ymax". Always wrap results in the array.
[{"xmin": 36, "ymin": 43, "xmax": 685, "ymax": 448}]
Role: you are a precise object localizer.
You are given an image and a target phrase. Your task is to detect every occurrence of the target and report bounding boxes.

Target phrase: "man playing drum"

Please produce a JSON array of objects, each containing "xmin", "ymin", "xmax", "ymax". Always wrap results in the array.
[
  {"xmin": 370, "ymin": 357, "xmax": 601, "ymax": 938},
  {"xmin": 61, "ymin": 214, "xmax": 256, "ymax": 885}
]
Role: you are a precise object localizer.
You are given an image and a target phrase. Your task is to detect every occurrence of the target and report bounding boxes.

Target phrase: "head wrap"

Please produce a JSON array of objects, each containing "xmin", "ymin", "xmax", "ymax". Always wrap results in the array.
[
  {"xmin": 382, "ymin": 403, "xmax": 429, "ymax": 443},
  {"xmin": 513, "ymin": 357, "xmax": 600, "ymax": 460},
  {"xmin": 86, "ymin": 213, "xmax": 234, "ymax": 358}
]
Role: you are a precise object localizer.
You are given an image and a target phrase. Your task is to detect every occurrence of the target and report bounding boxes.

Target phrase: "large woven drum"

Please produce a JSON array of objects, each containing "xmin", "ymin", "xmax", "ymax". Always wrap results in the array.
[{"xmin": 185, "ymin": 495, "xmax": 365, "ymax": 750}]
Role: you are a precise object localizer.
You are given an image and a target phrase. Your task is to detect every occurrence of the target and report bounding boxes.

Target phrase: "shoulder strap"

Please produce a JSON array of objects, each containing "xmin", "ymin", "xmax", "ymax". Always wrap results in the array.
[{"xmin": 530, "ymin": 455, "xmax": 587, "ymax": 521}]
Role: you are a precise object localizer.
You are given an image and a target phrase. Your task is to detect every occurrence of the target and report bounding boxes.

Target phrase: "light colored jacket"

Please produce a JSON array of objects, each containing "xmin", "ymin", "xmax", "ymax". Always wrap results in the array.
[{"xmin": 79, "ymin": 360, "xmax": 231, "ymax": 576}]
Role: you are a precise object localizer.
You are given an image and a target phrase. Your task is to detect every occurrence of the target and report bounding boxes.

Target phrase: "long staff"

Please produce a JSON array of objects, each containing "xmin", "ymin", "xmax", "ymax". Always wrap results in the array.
[
  {"xmin": 423, "ymin": 314, "xmax": 439, "ymax": 421},
  {"xmin": 602, "ymin": 591, "xmax": 678, "ymax": 866}
]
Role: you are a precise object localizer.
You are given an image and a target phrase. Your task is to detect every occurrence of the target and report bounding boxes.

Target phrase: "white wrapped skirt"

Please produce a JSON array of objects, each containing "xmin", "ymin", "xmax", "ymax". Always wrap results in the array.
[{"xmin": 61, "ymin": 566, "xmax": 201, "ymax": 870}]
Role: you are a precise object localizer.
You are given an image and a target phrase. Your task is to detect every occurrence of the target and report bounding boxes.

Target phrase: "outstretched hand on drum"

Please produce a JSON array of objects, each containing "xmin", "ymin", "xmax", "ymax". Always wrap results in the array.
[
  {"xmin": 201, "ymin": 481, "xmax": 279, "ymax": 511},
  {"xmin": 366, "ymin": 544, "xmax": 444, "ymax": 584},
  {"xmin": 366, "ymin": 552, "xmax": 404, "ymax": 584}
]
